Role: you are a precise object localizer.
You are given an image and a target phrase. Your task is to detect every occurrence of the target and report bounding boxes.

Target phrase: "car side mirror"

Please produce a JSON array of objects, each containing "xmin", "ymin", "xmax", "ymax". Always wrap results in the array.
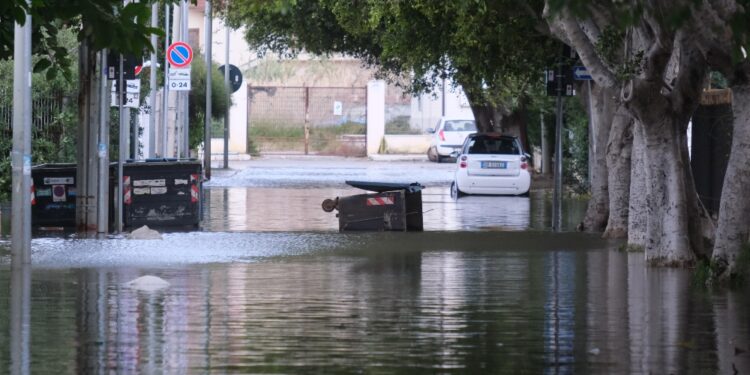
[{"xmin": 426, "ymin": 128, "xmax": 435, "ymax": 134}]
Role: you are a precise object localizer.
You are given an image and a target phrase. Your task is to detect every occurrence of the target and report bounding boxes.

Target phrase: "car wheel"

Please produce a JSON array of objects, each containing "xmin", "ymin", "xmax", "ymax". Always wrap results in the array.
[
  {"xmin": 427, "ymin": 147, "xmax": 438, "ymax": 162},
  {"xmin": 451, "ymin": 181, "xmax": 465, "ymax": 198}
]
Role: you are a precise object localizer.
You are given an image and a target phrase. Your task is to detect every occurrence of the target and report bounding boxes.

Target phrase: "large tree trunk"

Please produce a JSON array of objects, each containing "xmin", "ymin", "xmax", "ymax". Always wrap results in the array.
[
  {"xmin": 499, "ymin": 105, "xmax": 529, "ymax": 151},
  {"xmin": 713, "ymin": 83, "xmax": 750, "ymax": 276},
  {"xmin": 579, "ymin": 83, "xmax": 616, "ymax": 232},
  {"xmin": 628, "ymin": 120, "xmax": 647, "ymax": 247},
  {"xmin": 640, "ymin": 118, "xmax": 695, "ymax": 266},
  {"xmin": 603, "ymin": 106, "xmax": 633, "ymax": 238},
  {"xmin": 469, "ymin": 103, "xmax": 503, "ymax": 133}
]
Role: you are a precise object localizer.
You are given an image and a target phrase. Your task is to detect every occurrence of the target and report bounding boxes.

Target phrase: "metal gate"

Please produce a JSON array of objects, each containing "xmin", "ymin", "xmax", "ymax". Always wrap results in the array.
[{"xmin": 247, "ymin": 86, "xmax": 367, "ymax": 156}]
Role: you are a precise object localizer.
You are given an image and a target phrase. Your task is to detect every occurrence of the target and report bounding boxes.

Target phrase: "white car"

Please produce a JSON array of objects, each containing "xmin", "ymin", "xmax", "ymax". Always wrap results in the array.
[
  {"xmin": 426, "ymin": 117, "xmax": 477, "ymax": 162},
  {"xmin": 451, "ymin": 133, "xmax": 531, "ymax": 197}
]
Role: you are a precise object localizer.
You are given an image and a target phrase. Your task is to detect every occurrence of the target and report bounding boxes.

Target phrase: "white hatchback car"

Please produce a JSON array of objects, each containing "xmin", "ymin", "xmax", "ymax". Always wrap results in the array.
[
  {"xmin": 426, "ymin": 117, "xmax": 477, "ymax": 162},
  {"xmin": 451, "ymin": 133, "xmax": 531, "ymax": 197}
]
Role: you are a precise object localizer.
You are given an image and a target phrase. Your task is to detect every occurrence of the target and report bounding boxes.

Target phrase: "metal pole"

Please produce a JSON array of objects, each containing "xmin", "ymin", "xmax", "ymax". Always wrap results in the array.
[
  {"xmin": 173, "ymin": 3, "xmax": 182, "ymax": 159},
  {"xmin": 97, "ymin": 50, "xmax": 110, "ymax": 234},
  {"xmin": 162, "ymin": 3, "xmax": 170, "ymax": 157},
  {"xmin": 541, "ymin": 113, "xmax": 548, "ymax": 175},
  {"xmin": 204, "ymin": 0, "xmax": 213, "ymax": 179},
  {"xmin": 149, "ymin": 4, "xmax": 158, "ymax": 158},
  {"xmin": 553, "ymin": 61, "xmax": 564, "ymax": 232},
  {"xmin": 117, "ymin": 55, "xmax": 125, "ymax": 233},
  {"xmin": 9, "ymin": 262, "xmax": 31, "ymax": 375},
  {"xmin": 304, "ymin": 87, "xmax": 310, "ymax": 155},
  {"xmin": 223, "ymin": 23, "xmax": 230, "ymax": 169},
  {"xmin": 182, "ymin": 0, "xmax": 190, "ymax": 158},
  {"xmin": 587, "ymin": 80, "xmax": 595, "ymax": 188},
  {"xmin": 128, "ymin": 106, "xmax": 135, "ymax": 160},
  {"xmin": 441, "ymin": 77, "xmax": 446, "ymax": 117},
  {"xmin": 11, "ymin": 1, "xmax": 32, "ymax": 263}
]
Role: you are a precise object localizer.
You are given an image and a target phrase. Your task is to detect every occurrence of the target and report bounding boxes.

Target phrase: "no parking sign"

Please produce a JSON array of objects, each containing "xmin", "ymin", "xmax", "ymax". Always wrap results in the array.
[
  {"xmin": 166, "ymin": 41, "xmax": 193, "ymax": 91},
  {"xmin": 166, "ymin": 41, "xmax": 193, "ymax": 67}
]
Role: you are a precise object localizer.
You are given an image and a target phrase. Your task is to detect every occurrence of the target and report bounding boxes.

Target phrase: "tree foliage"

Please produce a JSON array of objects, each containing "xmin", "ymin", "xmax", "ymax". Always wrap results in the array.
[
  {"xmin": 227, "ymin": 0, "xmax": 561, "ymax": 120},
  {"xmin": 2, "ymin": 0, "xmax": 166, "ymax": 79}
]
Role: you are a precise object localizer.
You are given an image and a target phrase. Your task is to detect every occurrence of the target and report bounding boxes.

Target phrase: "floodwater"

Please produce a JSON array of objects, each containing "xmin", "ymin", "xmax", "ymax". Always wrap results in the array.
[{"xmin": 0, "ymin": 158, "xmax": 748, "ymax": 374}]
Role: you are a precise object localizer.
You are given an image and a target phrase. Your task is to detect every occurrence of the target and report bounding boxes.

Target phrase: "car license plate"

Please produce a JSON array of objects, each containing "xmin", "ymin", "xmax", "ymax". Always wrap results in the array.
[{"xmin": 481, "ymin": 161, "xmax": 506, "ymax": 169}]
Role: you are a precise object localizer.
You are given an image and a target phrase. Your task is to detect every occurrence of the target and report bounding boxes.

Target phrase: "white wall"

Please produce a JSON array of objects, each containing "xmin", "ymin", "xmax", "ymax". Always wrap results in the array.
[{"xmin": 366, "ymin": 80, "xmax": 386, "ymax": 156}]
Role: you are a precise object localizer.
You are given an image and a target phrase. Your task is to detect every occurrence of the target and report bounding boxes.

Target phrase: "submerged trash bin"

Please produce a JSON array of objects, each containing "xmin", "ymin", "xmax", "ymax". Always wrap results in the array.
[
  {"xmin": 115, "ymin": 160, "xmax": 203, "ymax": 229},
  {"xmin": 322, "ymin": 180, "xmax": 424, "ymax": 232},
  {"xmin": 31, "ymin": 163, "xmax": 78, "ymax": 227}
]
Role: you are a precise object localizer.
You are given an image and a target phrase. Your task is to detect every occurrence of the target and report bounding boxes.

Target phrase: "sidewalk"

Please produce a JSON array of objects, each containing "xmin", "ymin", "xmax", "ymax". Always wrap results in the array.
[
  {"xmin": 206, "ymin": 152, "xmax": 430, "ymax": 163},
  {"xmin": 367, "ymin": 154, "xmax": 429, "ymax": 162}
]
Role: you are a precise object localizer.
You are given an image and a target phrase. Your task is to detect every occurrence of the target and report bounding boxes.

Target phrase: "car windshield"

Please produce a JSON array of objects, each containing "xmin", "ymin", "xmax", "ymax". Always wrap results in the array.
[
  {"xmin": 443, "ymin": 120, "xmax": 476, "ymax": 132},
  {"xmin": 466, "ymin": 136, "xmax": 519, "ymax": 155}
]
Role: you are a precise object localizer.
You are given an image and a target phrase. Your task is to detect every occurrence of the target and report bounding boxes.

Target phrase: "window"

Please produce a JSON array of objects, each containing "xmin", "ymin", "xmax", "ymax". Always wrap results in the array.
[
  {"xmin": 443, "ymin": 120, "xmax": 476, "ymax": 132},
  {"xmin": 468, "ymin": 137, "xmax": 519, "ymax": 155}
]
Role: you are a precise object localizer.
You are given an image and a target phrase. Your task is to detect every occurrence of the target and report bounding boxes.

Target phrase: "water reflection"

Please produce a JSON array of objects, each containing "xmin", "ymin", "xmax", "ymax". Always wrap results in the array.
[
  {"xmin": 1, "ymin": 235, "xmax": 747, "ymax": 374},
  {"xmin": 9, "ymin": 262, "xmax": 30, "ymax": 375},
  {"xmin": 202, "ymin": 187, "xmax": 586, "ymax": 232}
]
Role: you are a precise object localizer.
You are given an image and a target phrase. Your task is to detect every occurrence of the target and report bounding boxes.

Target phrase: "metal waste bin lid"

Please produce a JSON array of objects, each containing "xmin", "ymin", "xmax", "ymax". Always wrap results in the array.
[{"xmin": 345, "ymin": 180, "xmax": 423, "ymax": 193}]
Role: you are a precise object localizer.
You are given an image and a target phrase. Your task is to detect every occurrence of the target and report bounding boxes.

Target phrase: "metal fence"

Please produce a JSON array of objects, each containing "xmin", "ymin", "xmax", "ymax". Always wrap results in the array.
[
  {"xmin": 0, "ymin": 90, "xmax": 74, "ymax": 140},
  {"xmin": 248, "ymin": 86, "xmax": 367, "ymax": 155}
]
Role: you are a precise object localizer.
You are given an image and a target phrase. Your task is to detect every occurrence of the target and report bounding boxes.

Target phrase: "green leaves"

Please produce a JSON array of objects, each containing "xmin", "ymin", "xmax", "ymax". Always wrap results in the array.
[{"xmin": 33, "ymin": 58, "xmax": 51, "ymax": 73}]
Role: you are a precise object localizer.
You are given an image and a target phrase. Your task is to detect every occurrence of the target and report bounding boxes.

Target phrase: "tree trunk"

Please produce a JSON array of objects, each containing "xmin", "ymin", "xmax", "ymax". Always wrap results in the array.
[
  {"xmin": 628, "ymin": 121, "xmax": 647, "ymax": 248},
  {"xmin": 469, "ymin": 103, "xmax": 502, "ymax": 133},
  {"xmin": 641, "ymin": 118, "xmax": 695, "ymax": 266},
  {"xmin": 713, "ymin": 83, "xmax": 750, "ymax": 277},
  {"xmin": 579, "ymin": 83, "xmax": 616, "ymax": 232},
  {"xmin": 499, "ymin": 106, "xmax": 529, "ymax": 151},
  {"xmin": 604, "ymin": 106, "xmax": 633, "ymax": 238}
]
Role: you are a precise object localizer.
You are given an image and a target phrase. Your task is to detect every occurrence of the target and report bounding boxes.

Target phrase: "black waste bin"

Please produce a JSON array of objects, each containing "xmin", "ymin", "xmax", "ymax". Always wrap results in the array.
[
  {"xmin": 322, "ymin": 180, "xmax": 424, "ymax": 232},
  {"xmin": 113, "ymin": 160, "xmax": 203, "ymax": 229},
  {"xmin": 31, "ymin": 163, "xmax": 78, "ymax": 227}
]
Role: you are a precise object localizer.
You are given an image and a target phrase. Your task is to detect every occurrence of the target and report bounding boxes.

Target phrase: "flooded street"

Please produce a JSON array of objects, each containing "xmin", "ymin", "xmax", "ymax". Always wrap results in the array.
[{"xmin": 0, "ymin": 157, "xmax": 748, "ymax": 374}]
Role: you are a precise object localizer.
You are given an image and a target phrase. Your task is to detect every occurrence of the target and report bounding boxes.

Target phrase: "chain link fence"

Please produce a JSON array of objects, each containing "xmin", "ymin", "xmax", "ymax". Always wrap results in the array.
[{"xmin": 248, "ymin": 86, "xmax": 367, "ymax": 156}]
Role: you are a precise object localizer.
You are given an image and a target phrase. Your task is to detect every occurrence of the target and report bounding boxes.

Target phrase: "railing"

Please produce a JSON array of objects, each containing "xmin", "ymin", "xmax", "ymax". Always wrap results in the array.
[{"xmin": 0, "ymin": 90, "xmax": 74, "ymax": 138}]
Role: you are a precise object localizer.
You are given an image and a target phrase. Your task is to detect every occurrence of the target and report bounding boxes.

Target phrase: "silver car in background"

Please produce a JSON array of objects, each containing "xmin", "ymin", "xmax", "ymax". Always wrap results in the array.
[{"xmin": 426, "ymin": 117, "xmax": 477, "ymax": 162}]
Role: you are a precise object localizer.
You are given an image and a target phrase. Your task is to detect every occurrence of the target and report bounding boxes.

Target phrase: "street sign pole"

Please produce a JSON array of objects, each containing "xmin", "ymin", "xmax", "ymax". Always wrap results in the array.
[
  {"xmin": 116, "ymin": 55, "xmax": 125, "ymax": 233},
  {"xmin": 552, "ymin": 56, "xmax": 564, "ymax": 232},
  {"xmin": 162, "ymin": 3, "xmax": 170, "ymax": 157},
  {"xmin": 11, "ymin": 0, "xmax": 32, "ymax": 264},
  {"xmin": 224, "ymin": 22, "xmax": 230, "ymax": 169},
  {"xmin": 182, "ymin": 0, "xmax": 190, "ymax": 159},
  {"xmin": 149, "ymin": 3, "xmax": 158, "ymax": 158},
  {"xmin": 97, "ymin": 50, "xmax": 110, "ymax": 234},
  {"xmin": 204, "ymin": 0, "xmax": 213, "ymax": 180}
]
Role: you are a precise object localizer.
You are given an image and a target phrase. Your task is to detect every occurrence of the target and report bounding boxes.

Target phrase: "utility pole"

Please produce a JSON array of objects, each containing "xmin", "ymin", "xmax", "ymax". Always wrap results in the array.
[
  {"xmin": 149, "ymin": 4, "xmax": 158, "ymax": 158},
  {"xmin": 182, "ymin": 0, "xmax": 190, "ymax": 158},
  {"xmin": 173, "ymin": 3, "xmax": 182, "ymax": 158},
  {"xmin": 552, "ymin": 55, "xmax": 564, "ymax": 232},
  {"xmin": 541, "ymin": 113, "xmax": 548, "ymax": 175},
  {"xmin": 162, "ymin": 3, "xmax": 170, "ymax": 157},
  {"xmin": 97, "ymin": 50, "xmax": 110, "ymax": 234},
  {"xmin": 11, "ymin": 1, "xmax": 32, "ymax": 262},
  {"xmin": 204, "ymin": 0, "xmax": 213, "ymax": 179},
  {"xmin": 116, "ymin": 55, "xmax": 125, "ymax": 233},
  {"xmin": 10, "ymin": 7, "xmax": 32, "ymax": 372},
  {"xmin": 223, "ymin": 22, "xmax": 230, "ymax": 169}
]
